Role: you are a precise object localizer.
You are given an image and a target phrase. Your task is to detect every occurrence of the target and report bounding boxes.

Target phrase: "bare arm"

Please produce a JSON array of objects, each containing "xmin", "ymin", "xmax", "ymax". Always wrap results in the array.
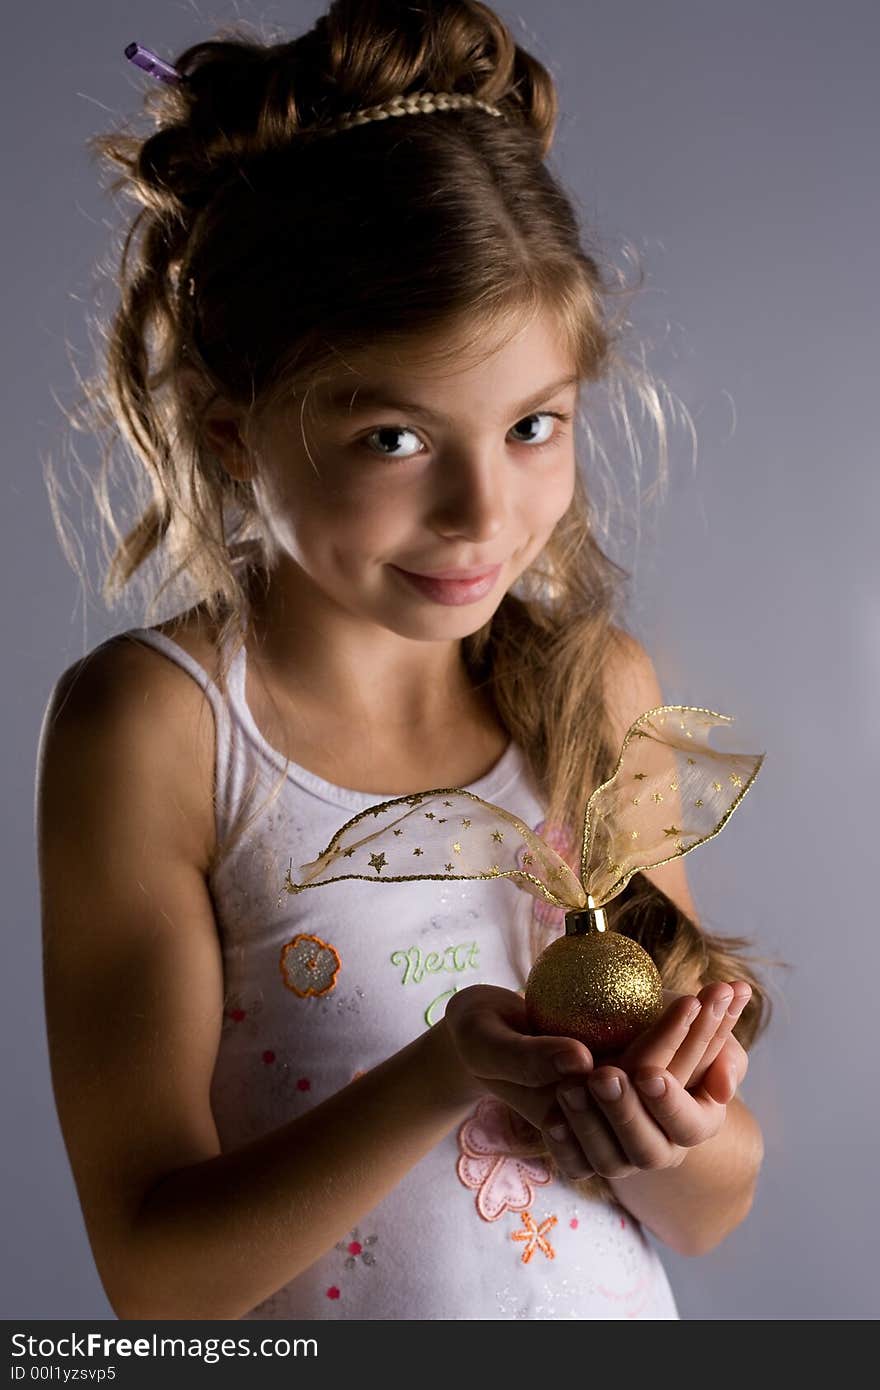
[
  {"xmin": 570, "ymin": 627, "xmax": 766, "ymax": 1255},
  {"xmin": 132, "ymin": 1018, "xmax": 475, "ymax": 1318},
  {"xmin": 605, "ymin": 1092, "xmax": 764, "ymax": 1256}
]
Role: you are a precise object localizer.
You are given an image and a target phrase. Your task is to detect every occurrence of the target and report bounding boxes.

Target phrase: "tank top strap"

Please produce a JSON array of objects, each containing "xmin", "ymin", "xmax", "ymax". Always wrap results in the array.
[{"xmin": 124, "ymin": 625, "xmax": 247, "ymax": 853}]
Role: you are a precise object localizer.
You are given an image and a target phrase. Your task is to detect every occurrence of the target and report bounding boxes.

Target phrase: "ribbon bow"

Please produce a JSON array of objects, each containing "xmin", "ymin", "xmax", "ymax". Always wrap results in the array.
[{"xmin": 280, "ymin": 705, "xmax": 764, "ymax": 912}]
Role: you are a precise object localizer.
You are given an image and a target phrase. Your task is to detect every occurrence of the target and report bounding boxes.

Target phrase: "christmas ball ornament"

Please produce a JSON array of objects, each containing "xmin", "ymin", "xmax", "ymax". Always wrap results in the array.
[{"xmin": 525, "ymin": 900, "xmax": 664, "ymax": 1055}]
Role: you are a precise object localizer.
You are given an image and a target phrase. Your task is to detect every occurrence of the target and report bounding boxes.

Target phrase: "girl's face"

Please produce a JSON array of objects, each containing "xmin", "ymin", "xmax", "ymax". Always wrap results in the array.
[{"xmin": 249, "ymin": 309, "xmax": 579, "ymax": 640}]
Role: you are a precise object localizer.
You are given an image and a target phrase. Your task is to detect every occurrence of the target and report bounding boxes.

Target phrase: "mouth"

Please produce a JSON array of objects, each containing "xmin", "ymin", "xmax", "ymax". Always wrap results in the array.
[
  {"xmin": 399, "ymin": 563, "xmax": 503, "ymax": 580},
  {"xmin": 390, "ymin": 563, "xmax": 504, "ymax": 606}
]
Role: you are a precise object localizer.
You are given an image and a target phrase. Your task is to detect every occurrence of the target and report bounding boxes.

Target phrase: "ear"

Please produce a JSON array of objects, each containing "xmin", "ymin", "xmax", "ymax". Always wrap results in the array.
[
  {"xmin": 201, "ymin": 407, "xmax": 257, "ymax": 483},
  {"xmin": 177, "ymin": 367, "xmax": 257, "ymax": 482}
]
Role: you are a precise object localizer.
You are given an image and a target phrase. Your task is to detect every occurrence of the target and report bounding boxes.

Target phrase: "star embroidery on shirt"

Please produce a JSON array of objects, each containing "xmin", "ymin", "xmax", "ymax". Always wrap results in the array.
[
  {"xmin": 491, "ymin": 830, "xmax": 504, "ymax": 843},
  {"xmin": 368, "ymin": 851, "xmax": 388, "ymax": 875},
  {"xmin": 662, "ymin": 825, "xmax": 681, "ymax": 838},
  {"xmin": 511, "ymin": 1210, "xmax": 558, "ymax": 1264},
  {"xmin": 342, "ymin": 847, "xmax": 356, "ymax": 858},
  {"xmin": 633, "ymin": 772, "xmax": 647, "ymax": 781}
]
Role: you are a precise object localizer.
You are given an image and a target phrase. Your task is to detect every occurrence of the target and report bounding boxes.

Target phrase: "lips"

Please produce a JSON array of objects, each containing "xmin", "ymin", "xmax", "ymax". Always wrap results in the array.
[
  {"xmin": 390, "ymin": 563, "xmax": 503, "ymax": 606},
  {"xmin": 403, "ymin": 564, "xmax": 502, "ymax": 580}
]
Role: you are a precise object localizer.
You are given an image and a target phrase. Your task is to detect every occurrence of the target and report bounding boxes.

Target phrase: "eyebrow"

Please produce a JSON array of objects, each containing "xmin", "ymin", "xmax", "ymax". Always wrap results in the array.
[{"xmin": 323, "ymin": 373, "xmax": 580, "ymax": 423}]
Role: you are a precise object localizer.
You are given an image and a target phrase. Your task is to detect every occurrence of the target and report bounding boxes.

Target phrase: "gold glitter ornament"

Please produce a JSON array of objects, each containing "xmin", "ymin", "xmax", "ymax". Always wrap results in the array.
[
  {"xmin": 524, "ymin": 899, "xmax": 664, "ymax": 1056},
  {"xmin": 280, "ymin": 705, "xmax": 764, "ymax": 1049}
]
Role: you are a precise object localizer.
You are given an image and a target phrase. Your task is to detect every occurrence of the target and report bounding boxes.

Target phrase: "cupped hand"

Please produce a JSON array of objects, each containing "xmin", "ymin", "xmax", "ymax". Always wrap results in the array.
[
  {"xmin": 543, "ymin": 980, "xmax": 752, "ymax": 1181},
  {"xmin": 442, "ymin": 983, "xmax": 596, "ymax": 1131}
]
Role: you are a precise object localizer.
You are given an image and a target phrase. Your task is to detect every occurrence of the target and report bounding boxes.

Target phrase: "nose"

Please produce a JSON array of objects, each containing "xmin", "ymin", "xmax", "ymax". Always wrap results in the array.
[{"xmin": 429, "ymin": 445, "xmax": 508, "ymax": 541}]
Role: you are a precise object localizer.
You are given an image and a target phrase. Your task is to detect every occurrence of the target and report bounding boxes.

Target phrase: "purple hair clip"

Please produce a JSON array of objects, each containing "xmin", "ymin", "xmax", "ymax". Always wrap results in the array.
[{"xmin": 124, "ymin": 42, "xmax": 183, "ymax": 86}]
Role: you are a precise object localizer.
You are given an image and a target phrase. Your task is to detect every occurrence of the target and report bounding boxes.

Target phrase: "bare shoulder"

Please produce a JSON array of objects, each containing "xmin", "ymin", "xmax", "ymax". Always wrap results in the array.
[
  {"xmin": 601, "ymin": 626, "xmax": 666, "ymax": 742},
  {"xmin": 601, "ymin": 626, "xmax": 699, "ymax": 920},
  {"xmin": 39, "ymin": 606, "xmax": 222, "ymax": 873}
]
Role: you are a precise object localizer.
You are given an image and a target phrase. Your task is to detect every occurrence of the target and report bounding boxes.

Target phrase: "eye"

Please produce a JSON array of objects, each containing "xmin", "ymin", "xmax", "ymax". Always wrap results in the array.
[
  {"xmin": 509, "ymin": 411, "xmax": 570, "ymax": 448},
  {"xmin": 360, "ymin": 411, "xmax": 571, "ymax": 463},
  {"xmin": 362, "ymin": 425, "xmax": 423, "ymax": 460}
]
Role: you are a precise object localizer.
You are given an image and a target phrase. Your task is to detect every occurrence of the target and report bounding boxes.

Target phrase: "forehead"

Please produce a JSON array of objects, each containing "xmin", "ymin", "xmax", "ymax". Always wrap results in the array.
[{"xmin": 315, "ymin": 308, "xmax": 577, "ymax": 417}]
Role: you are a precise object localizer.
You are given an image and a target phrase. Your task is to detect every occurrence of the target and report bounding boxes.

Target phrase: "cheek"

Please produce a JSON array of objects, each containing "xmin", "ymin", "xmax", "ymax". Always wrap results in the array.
[
  {"xmin": 520, "ymin": 455, "xmax": 576, "ymax": 530},
  {"xmin": 253, "ymin": 465, "xmax": 405, "ymax": 565}
]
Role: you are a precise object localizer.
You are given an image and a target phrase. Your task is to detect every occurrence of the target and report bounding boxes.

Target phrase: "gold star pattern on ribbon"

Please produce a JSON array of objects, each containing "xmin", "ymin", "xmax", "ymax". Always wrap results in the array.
[{"xmin": 279, "ymin": 706, "xmax": 765, "ymax": 913}]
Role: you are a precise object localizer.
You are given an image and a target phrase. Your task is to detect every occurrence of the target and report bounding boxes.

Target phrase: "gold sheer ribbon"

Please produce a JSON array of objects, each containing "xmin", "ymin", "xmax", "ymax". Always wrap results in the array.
[{"xmin": 280, "ymin": 705, "xmax": 764, "ymax": 912}]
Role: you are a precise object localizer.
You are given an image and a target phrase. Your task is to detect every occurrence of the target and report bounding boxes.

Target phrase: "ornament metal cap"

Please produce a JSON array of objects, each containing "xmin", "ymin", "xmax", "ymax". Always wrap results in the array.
[{"xmin": 565, "ymin": 895, "xmax": 607, "ymax": 936}]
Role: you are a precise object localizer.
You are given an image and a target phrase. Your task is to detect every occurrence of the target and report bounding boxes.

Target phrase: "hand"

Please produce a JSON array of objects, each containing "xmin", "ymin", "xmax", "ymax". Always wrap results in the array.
[
  {"xmin": 542, "ymin": 980, "xmax": 752, "ymax": 1181},
  {"xmin": 442, "ymin": 983, "xmax": 595, "ymax": 1131}
]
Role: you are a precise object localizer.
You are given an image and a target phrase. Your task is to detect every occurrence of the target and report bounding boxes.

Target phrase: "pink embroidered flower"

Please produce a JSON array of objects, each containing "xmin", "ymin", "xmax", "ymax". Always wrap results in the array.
[{"xmin": 457, "ymin": 1096, "xmax": 554, "ymax": 1222}]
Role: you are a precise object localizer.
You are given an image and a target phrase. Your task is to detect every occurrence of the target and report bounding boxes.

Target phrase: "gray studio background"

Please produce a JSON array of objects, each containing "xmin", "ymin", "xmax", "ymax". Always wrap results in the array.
[{"xmin": 4, "ymin": 0, "xmax": 877, "ymax": 1320}]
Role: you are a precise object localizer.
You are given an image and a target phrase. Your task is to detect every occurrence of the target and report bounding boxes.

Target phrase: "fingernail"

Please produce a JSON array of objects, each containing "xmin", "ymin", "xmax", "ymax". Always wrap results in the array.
[
  {"xmin": 685, "ymin": 999, "xmax": 701, "ymax": 1023},
  {"xmin": 589, "ymin": 1076, "xmax": 621, "ymax": 1101},
  {"xmin": 548, "ymin": 1122, "xmax": 570, "ymax": 1142},
  {"xmin": 712, "ymin": 991, "xmax": 734, "ymax": 1017},
  {"xmin": 728, "ymin": 993, "xmax": 749, "ymax": 1019},
  {"xmin": 636, "ymin": 1075, "xmax": 666, "ymax": 1097},
  {"xmin": 553, "ymin": 1052, "xmax": 586, "ymax": 1076},
  {"xmin": 560, "ymin": 1085, "xmax": 588, "ymax": 1111}
]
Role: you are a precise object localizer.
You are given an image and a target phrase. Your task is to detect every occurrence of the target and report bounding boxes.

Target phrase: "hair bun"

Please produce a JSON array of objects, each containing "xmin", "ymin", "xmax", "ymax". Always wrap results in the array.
[{"xmin": 319, "ymin": 0, "xmax": 558, "ymax": 154}]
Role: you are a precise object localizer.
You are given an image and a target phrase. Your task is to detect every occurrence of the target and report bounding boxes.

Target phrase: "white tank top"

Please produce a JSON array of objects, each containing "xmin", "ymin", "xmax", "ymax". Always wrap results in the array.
[{"xmin": 126, "ymin": 625, "xmax": 679, "ymax": 1320}]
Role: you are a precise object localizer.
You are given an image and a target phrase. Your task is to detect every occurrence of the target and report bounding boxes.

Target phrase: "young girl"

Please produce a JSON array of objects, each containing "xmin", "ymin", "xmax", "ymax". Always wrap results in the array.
[{"xmin": 37, "ymin": 0, "xmax": 770, "ymax": 1321}]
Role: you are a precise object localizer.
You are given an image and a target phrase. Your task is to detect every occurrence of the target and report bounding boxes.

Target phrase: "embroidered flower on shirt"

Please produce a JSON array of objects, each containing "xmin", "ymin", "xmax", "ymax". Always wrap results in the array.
[
  {"xmin": 457, "ymin": 1096, "xmax": 554, "ymax": 1222},
  {"xmin": 511, "ymin": 1210, "xmax": 558, "ymax": 1264},
  {"xmin": 335, "ymin": 1228, "xmax": 378, "ymax": 1269},
  {"xmin": 279, "ymin": 933, "xmax": 341, "ymax": 998}
]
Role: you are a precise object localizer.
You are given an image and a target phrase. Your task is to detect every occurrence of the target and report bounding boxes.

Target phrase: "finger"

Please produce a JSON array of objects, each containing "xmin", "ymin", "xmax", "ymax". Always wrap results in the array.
[
  {"xmin": 541, "ymin": 1114, "xmax": 597, "ymax": 1181},
  {"xmin": 701, "ymin": 1053, "xmax": 743, "ymax": 1106},
  {"xmin": 665, "ymin": 983, "xmax": 735, "ymax": 1087},
  {"xmin": 619, "ymin": 993, "xmax": 701, "ymax": 1072},
  {"xmin": 680, "ymin": 985, "xmax": 751, "ymax": 1090},
  {"xmin": 555, "ymin": 1080, "xmax": 639, "ymax": 1179},
  {"xmin": 574, "ymin": 1069, "xmax": 681, "ymax": 1171},
  {"xmin": 481, "ymin": 1077, "xmax": 564, "ymax": 1133},
  {"xmin": 691, "ymin": 1030, "xmax": 749, "ymax": 1104},
  {"xmin": 633, "ymin": 1067, "xmax": 726, "ymax": 1147},
  {"xmin": 447, "ymin": 991, "xmax": 594, "ymax": 1088}
]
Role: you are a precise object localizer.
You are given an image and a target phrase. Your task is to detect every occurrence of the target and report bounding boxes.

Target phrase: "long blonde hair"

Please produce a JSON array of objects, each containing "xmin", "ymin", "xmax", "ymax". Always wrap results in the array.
[{"xmin": 48, "ymin": 1, "xmax": 777, "ymax": 1196}]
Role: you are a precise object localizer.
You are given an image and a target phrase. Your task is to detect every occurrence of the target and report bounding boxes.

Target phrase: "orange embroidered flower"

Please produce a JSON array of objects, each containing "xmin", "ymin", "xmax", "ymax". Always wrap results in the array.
[
  {"xmin": 279, "ymin": 933, "xmax": 341, "ymax": 997},
  {"xmin": 511, "ymin": 1210, "xmax": 558, "ymax": 1264}
]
